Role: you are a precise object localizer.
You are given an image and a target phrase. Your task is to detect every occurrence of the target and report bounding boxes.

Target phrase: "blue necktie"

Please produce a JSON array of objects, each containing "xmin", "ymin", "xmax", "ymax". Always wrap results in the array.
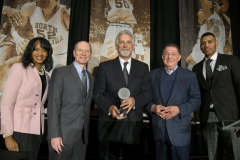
[{"xmin": 123, "ymin": 62, "xmax": 129, "ymax": 85}]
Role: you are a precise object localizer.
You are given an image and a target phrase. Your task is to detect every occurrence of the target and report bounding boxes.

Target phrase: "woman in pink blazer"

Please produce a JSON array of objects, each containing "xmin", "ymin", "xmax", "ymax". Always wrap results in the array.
[{"xmin": 0, "ymin": 37, "xmax": 53, "ymax": 160}]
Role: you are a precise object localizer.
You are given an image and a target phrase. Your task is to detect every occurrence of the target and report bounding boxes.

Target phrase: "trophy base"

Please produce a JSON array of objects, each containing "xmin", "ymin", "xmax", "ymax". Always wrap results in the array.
[{"xmin": 118, "ymin": 108, "xmax": 127, "ymax": 118}]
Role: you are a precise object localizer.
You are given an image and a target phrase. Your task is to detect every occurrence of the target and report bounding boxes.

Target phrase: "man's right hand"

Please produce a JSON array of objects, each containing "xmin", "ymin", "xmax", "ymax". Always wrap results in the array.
[
  {"xmin": 152, "ymin": 104, "xmax": 165, "ymax": 116},
  {"xmin": 51, "ymin": 137, "xmax": 64, "ymax": 154},
  {"xmin": 109, "ymin": 105, "xmax": 125, "ymax": 120},
  {"xmin": 195, "ymin": 124, "xmax": 202, "ymax": 136},
  {"xmin": 5, "ymin": 136, "xmax": 19, "ymax": 152}
]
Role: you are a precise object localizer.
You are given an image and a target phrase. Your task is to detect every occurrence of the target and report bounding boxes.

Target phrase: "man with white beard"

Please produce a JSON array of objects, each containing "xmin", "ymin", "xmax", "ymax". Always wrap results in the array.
[{"xmin": 93, "ymin": 30, "xmax": 152, "ymax": 160}]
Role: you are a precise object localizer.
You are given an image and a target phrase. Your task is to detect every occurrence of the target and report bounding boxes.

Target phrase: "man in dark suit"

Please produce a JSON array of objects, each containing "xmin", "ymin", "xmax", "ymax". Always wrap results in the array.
[
  {"xmin": 47, "ymin": 41, "xmax": 94, "ymax": 160},
  {"xmin": 93, "ymin": 30, "xmax": 152, "ymax": 160},
  {"xmin": 193, "ymin": 32, "xmax": 240, "ymax": 160},
  {"xmin": 146, "ymin": 43, "xmax": 201, "ymax": 160}
]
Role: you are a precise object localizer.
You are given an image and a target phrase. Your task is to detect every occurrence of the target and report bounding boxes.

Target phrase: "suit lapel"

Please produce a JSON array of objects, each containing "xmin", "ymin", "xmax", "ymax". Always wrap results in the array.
[
  {"xmin": 128, "ymin": 59, "xmax": 137, "ymax": 86},
  {"xmin": 197, "ymin": 59, "xmax": 211, "ymax": 88},
  {"xmin": 112, "ymin": 58, "xmax": 127, "ymax": 86},
  {"xmin": 31, "ymin": 66, "xmax": 41, "ymax": 84},
  {"xmin": 156, "ymin": 68, "xmax": 165, "ymax": 105},
  {"xmin": 211, "ymin": 53, "xmax": 222, "ymax": 87},
  {"xmin": 30, "ymin": 66, "xmax": 48, "ymax": 103},
  {"xmin": 69, "ymin": 64, "xmax": 86, "ymax": 97},
  {"xmin": 86, "ymin": 70, "xmax": 93, "ymax": 100}
]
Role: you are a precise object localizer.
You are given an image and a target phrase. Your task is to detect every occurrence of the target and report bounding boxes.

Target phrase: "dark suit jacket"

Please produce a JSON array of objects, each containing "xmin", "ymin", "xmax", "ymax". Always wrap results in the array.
[
  {"xmin": 47, "ymin": 63, "xmax": 94, "ymax": 145},
  {"xmin": 193, "ymin": 54, "xmax": 240, "ymax": 124},
  {"xmin": 146, "ymin": 67, "xmax": 201, "ymax": 146},
  {"xmin": 93, "ymin": 57, "xmax": 152, "ymax": 144}
]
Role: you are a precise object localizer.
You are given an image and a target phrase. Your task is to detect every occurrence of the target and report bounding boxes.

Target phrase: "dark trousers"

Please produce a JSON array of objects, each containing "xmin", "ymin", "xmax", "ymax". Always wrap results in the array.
[
  {"xmin": 156, "ymin": 140, "xmax": 190, "ymax": 160},
  {"xmin": 202, "ymin": 112, "xmax": 240, "ymax": 160},
  {"xmin": 0, "ymin": 132, "xmax": 42, "ymax": 160},
  {"xmin": 99, "ymin": 141, "xmax": 143, "ymax": 160},
  {"xmin": 48, "ymin": 138, "xmax": 87, "ymax": 160}
]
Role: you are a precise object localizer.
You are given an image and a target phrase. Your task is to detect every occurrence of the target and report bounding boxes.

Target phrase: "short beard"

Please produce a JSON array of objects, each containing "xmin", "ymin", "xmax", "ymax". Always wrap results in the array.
[{"xmin": 119, "ymin": 51, "xmax": 131, "ymax": 58}]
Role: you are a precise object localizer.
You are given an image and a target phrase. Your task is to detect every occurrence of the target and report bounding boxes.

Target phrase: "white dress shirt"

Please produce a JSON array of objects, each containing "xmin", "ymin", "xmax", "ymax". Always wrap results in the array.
[{"xmin": 119, "ymin": 57, "xmax": 131, "ymax": 74}]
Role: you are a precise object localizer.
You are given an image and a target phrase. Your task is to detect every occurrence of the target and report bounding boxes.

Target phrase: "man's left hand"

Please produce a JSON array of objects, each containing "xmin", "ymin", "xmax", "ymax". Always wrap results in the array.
[
  {"xmin": 51, "ymin": 137, "xmax": 64, "ymax": 154},
  {"xmin": 160, "ymin": 106, "xmax": 180, "ymax": 120},
  {"xmin": 120, "ymin": 97, "xmax": 135, "ymax": 113}
]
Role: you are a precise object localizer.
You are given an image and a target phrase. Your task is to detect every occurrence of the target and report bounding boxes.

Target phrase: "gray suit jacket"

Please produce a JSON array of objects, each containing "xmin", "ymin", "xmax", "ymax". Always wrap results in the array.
[{"xmin": 47, "ymin": 63, "xmax": 94, "ymax": 145}]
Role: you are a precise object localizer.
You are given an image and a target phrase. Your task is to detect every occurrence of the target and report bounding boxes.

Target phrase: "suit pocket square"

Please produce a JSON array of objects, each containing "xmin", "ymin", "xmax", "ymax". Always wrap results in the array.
[{"xmin": 216, "ymin": 65, "xmax": 227, "ymax": 71}]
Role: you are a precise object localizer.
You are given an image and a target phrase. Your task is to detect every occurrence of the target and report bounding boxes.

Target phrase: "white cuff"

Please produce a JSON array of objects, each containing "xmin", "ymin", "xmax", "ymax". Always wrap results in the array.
[{"xmin": 3, "ymin": 133, "xmax": 13, "ymax": 138}]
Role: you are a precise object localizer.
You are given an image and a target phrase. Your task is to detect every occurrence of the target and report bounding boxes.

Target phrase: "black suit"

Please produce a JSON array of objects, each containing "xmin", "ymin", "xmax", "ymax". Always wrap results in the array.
[
  {"xmin": 93, "ymin": 57, "xmax": 152, "ymax": 160},
  {"xmin": 193, "ymin": 53, "xmax": 240, "ymax": 159}
]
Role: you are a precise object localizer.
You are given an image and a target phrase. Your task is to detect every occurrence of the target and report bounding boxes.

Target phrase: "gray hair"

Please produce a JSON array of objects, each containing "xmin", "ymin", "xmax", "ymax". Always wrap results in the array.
[{"xmin": 115, "ymin": 30, "xmax": 135, "ymax": 46}]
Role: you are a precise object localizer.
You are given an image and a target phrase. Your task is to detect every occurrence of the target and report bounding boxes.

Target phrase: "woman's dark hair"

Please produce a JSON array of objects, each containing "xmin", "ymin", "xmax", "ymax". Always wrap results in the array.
[{"xmin": 22, "ymin": 37, "xmax": 53, "ymax": 72}]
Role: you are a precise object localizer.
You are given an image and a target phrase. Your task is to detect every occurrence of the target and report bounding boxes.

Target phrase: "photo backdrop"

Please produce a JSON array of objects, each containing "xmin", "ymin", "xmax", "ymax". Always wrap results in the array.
[
  {"xmin": 179, "ymin": 0, "xmax": 232, "ymax": 70},
  {"xmin": 0, "ymin": 0, "xmax": 71, "ymax": 103},
  {"xmin": 88, "ymin": 0, "xmax": 150, "ymax": 74}
]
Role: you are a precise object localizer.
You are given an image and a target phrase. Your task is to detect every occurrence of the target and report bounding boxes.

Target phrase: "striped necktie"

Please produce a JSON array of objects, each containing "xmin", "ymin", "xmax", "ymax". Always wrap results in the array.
[{"xmin": 123, "ymin": 62, "xmax": 129, "ymax": 85}]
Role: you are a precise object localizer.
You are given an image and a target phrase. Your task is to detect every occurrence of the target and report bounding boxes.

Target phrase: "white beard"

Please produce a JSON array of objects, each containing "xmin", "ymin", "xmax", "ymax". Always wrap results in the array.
[{"xmin": 119, "ymin": 49, "xmax": 131, "ymax": 57}]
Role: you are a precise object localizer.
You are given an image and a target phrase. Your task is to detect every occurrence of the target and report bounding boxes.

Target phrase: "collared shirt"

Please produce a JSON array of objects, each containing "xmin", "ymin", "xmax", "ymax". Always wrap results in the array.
[
  {"xmin": 164, "ymin": 65, "xmax": 178, "ymax": 75},
  {"xmin": 202, "ymin": 51, "xmax": 218, "ymax": 79},
  {"xmin": 202, "ymin": 52, "xmax": 218, "ymax": 109},
  {"xmin": 118, "ymin": 56, "xmax": 135, "ymax": 110},
  {"xmin": 119, "ymin": 57, "xmax": 131, "ymax": 74},
  {"xmin": 73, "ymin": 61, "xmax": 89, "ymax": 92}
]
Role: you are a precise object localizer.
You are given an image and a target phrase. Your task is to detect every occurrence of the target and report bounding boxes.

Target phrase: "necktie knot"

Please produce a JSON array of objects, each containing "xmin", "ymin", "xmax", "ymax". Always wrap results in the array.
[
  {"xmin": 206, "ymin": 59, "xmax": 212, "ymax": 65},
  {"xmin": 82, "ymin": 69, "xmax": 86, "ymax": 75},
  {"xmin": 124, "ymin": 62, "xmax": 128, "ymax": 68}
]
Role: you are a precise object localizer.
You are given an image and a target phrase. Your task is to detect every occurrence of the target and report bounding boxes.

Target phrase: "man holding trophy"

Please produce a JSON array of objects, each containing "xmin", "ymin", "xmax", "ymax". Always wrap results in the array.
[{"xmin": 94, "ymin": 30, "xmax": 152, "ymax": 160}]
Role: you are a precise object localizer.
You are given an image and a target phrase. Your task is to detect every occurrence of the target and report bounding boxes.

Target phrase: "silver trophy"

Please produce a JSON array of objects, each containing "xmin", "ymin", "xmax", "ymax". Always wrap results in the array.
[{"xmin": 118, "ymin": 88, "xmax": 130, "ymax": 118}]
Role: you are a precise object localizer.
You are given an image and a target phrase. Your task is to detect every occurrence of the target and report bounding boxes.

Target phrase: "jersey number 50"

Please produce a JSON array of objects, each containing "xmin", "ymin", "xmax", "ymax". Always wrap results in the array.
[{"xmin": 115, "ymin": 0, "xmax": 130, "ymax": 9}]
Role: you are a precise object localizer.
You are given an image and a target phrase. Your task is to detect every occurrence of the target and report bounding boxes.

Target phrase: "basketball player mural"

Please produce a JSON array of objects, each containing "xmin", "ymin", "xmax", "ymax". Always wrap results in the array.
[
  {"xmin": 2, "ymin": 0, "xmax": 70, "ymax": 69},
  {"xmin": 100, "ymin": 0, "xmax": 137, "ymax": 62},
  {"xmin": 186, "ymin": 0, "xmax": 229, "ymax": 70},
  {"xmin": 0, "ymin": 0, "xmax": 70, "ymax": 101},
  {"xmin": 134, "ymin": 28, "xmax": 144, "ymax": 62}
]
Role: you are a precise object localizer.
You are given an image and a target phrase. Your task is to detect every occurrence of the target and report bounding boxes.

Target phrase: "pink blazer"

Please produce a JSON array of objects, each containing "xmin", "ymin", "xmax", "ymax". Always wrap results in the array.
[{"xmin": 0, "ymin": 63, "xmax": 50, "ymax": 135}]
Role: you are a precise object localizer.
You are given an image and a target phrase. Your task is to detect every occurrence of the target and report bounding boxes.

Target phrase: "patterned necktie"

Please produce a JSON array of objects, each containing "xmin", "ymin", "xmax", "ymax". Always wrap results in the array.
[
  {"xmin": 82, "ymin": 70, "xmax": 87, "ymax": 99},
  {"xmin": 123, "ymin": 62, "xmax": 129, "ymax": 85},
  {"xmin": 206, "ymin": 59, "xmax": 213, "ymax": 84}
]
